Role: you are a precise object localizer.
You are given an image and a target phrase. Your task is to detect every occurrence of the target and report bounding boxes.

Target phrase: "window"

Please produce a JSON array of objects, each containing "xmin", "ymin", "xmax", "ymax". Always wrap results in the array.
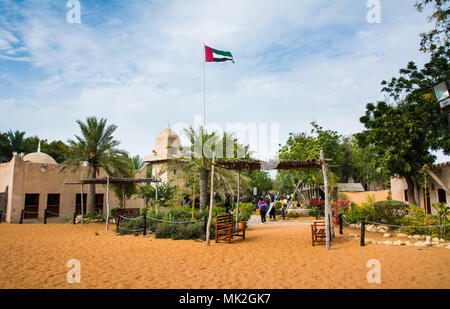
[
  {"xmin": 95, "ymin": 194, "xmax": 104, "ymax": 214},
  {"xmin": 404, "ymin": 190, "xmax": 408, "ymax": 202},
  {"xmin": 174, "ymin": 169, "xmax": 177, "ymax": 175},
  {"xmin": 75, "ymin": 194, "xmax": 87, "ymax": 215},
  {"xmin": 438, "ymin": 189, "xmax": 447, "ymax": 204},
  {"xmin": 47, "ymin": 194, "xmax": 60, "ymax": 218},
  {"xmin": 24, "ymin": 194, "xmax": 39, "ymax": 219}
]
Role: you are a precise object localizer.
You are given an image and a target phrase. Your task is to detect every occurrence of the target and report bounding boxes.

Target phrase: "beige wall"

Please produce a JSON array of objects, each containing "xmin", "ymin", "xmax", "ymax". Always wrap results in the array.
[
  {"xmin": 340, "ymin": 190, "xmax": 390, "ymax": 204},
  {"xmin": 0, "ymin": 155, "xmax": 146, "ymax": 223},
  {"xmin": 390, "ymin": 166, "xmax": 450, "ymax": 215}
]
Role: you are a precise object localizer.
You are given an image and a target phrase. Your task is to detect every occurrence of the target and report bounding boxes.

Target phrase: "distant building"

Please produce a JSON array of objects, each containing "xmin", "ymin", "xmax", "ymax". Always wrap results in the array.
[
  {"xmin": 337, "ymin": 183, "xmax": 365, "ymax": 192},
  {"xmin": 391, "ymin": 162, "xmax": 450, "ymax": 215},
  {"xmin": 337, "ymin": 182, "xmax": 390, "ymax": 204},
  {"xmin": 143, "ymin": 128, "xmax": 185, "ymax": 188},
  {"xmin": 0, "ymin": 128, "xmax": 188, "ymax": 223},
  {"xmin": 0, "ymin": 146, "xmax": 146, "ymax": 223}
]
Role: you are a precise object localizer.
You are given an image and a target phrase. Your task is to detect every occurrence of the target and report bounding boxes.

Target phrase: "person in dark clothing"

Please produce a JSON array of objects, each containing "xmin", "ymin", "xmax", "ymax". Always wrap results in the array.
[
  {"xmin": 269, "ymin": 198, "xmax": 276, "ymax": 220},
  {"xmin": 225, "ymin": 195, "xmax": 231, "ymax": 214}
]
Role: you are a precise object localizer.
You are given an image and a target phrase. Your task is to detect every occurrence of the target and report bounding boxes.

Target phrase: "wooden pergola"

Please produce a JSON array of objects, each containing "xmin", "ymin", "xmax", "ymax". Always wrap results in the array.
[
  {"xmin": 205, "ymin": 152, "xmax": 334, "ymax": 250},
  {"xmin": 65, "ymin": 176, "xmax": 159, "ymax": 230}
]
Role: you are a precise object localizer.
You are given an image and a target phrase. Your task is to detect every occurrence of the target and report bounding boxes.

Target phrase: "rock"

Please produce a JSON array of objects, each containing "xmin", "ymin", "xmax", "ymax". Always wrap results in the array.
[
  {"xmin": 432, "ymin": 238, "xmax": 440, "ymax": 243},
  {"xmin": 412, "ymin": 235, "xmax": 424, "ymax": 240},
  {"xmin": 440, "ymin": 238, "xmax": 446, "ymax": 243},
  {"xmin": 397, "ymin": 233, "xmax": 408, "ymax": 238},
  {"xmin": 383, "ymin": 233, "xmax": 391, "ymax": 238},
  {"xmin": 407, "ymin": 235, "xmax": 413, "ymax": 239},
  {"xmin": 415, "ymin": 242, "xmax": 427, "ymax": 247},
  {"xmin": 404, "ymin": 241, "xmax": 412, "ymax": 246},
  {"xmin": 393, "ymin": 240, "xmax": 403, "ymax": 246},
  {"xmin": 446, "ymin": 244, "xmax": 450, "ymax": 249},
  {"xmin": 425, "ymin": 236, "xmax": 432, "ymax": 242}
]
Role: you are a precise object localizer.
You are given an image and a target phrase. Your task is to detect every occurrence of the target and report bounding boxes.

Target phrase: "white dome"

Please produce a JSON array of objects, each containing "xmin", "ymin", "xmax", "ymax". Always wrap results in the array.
[{"xmin": 23, "ymin": 152, "xmax": 57, "ymax": 165}]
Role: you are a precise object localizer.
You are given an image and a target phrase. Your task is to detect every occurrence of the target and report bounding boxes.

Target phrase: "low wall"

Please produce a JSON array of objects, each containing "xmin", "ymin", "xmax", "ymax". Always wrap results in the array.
[{"xmin": 340, "ymin": 190, "xmax": 390, "ymax": 204}]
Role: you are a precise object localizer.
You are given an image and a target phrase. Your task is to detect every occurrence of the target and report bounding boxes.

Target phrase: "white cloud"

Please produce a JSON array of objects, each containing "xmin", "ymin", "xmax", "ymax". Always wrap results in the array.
[{"xmin": 0, "ymin": 0, "xmax": 448, "ymax": 163}]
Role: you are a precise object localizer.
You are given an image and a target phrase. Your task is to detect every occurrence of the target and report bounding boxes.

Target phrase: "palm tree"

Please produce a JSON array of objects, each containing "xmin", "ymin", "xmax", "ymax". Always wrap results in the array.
[
  {"xmin": 180, "ymin": 126, "xmax": 217, "ymax": 210},
  {"xmin": 0, "ymin": 130, "xmax": 35, "ymax": 162},
  {"xmin": 62, "ymin": 117, "xmax": 129, "ymax": 214},
  {"xmin": 176, "ymin": 127, "xmax": 252, "ymax": 210},
  {"xmin": 131, "ymin": 154, "xmax": 145, "ymax": 171}
]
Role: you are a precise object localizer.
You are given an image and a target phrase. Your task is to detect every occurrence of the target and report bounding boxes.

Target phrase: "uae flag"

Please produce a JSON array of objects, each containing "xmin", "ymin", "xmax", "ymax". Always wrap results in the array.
[{"xmin": 204, "ymin": 45, "xmax": 234, "ymax": 63}]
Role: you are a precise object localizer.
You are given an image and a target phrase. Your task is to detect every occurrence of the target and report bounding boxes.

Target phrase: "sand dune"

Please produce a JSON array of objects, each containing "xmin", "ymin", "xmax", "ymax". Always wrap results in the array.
[{"xmin": 0, "ymin": 223, "xmax": 448, "ymax": 289}]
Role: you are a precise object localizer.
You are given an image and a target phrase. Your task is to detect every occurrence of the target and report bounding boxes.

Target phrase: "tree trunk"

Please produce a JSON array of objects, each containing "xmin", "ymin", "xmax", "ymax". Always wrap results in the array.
[
  {"xmin": 88, "ymin": 165, "xmax": 97, "ymax": 214},
  {"xmin": 199, "ymin": 167, "xmax": 208, "ymax": 211},
  {"xmin": 405, "ymin": 176, "xmax": 418, "ymax": 206}
]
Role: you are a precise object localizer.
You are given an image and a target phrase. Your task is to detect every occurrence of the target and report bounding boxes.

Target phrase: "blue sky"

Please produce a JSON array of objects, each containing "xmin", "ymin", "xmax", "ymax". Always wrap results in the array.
[{"xmin": 0, "ymin": 0, "xmax": 448, "ymax": 163}]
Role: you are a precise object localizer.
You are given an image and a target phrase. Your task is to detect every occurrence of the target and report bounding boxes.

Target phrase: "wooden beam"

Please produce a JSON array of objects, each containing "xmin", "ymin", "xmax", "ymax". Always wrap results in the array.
[
  {"xmin": 427, "ymin": 169, "xmax": 450, "ymax": 195},
  {"xmin": 206, "ymin": 153, "xmax": 215, "ymax": 246},
  {"xmin": 321, "ymin": 150, "xmax": 331, "ymax": 251}
]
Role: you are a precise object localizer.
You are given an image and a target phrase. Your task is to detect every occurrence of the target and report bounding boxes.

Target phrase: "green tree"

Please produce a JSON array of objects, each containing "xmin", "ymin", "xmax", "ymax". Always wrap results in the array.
[
  {"xmin": 250, "ymin": 170, "xmax": 273, "ymax": 196},
  {"xmin": 177, "ymin": 127, "xmax": 251, "ymax": 209},
  {"xmin": 357, "ymin": 47, "xmax": 449, "ymax": 205},
  {"xmin": 62, "ymin": 117, "xmax": 130, "ymax": 214},
  {"xmin": 278, "ymin": 121, "xmax": 342, "ymax": 189},
  {"xmin": 0, "ymin": 130, "xmax": 36, "ymax": 162},
  {"xmin": 131, "ymin": 154, "xmax": 145, "ymax": 171},
  {"xmin": 415, "ymin": 0, "xmax": 449, "ymax": 52}
]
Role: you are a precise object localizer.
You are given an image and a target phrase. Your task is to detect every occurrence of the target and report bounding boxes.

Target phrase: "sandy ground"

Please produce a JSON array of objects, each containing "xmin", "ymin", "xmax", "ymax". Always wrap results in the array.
[{"xmin": 0, "ymin": 222, "xmax": 449, "ymax": 289}]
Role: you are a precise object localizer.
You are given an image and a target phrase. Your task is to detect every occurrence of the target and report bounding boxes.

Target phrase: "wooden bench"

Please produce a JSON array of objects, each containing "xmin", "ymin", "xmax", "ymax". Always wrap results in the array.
[
  {"xmin": 311, "ymin": 220, "xmax": 331, "ymax": 246},
  {"xmin": 215, "ymin": 214, "xmax": 246, "ymax": 244}
]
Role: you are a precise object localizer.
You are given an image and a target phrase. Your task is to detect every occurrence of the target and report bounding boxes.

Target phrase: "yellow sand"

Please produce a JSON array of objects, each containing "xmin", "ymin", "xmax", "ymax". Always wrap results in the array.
[{"xmin": 0, "ymin": 223, "xmax": 449, "ymax": 289}]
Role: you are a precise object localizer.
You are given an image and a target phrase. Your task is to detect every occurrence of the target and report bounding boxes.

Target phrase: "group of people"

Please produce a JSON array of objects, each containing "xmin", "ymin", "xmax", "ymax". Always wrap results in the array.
[{"xmin": 257, "ymin": 195, "xmax": 290, "ymax": 224}]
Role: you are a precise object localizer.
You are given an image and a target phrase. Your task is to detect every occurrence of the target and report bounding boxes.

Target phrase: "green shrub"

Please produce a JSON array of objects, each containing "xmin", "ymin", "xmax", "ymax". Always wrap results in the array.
[
  {"xmin": 373, "ymin": 200, "xmax": 409, "ymax": 225},
  {"xmin": 341, "ymin": 202, "xmax": 375, "ymax": 224},
  {"xmin": 234, "ymin": 203, "xmax": 254, "ymax": 222},
  {"xmin": 110, "ymin": 208, "xmax": 119, "ymax": 218},
  {"xmin": 154, "ymin": 223, "xmax": 178, "ymax": 238},
  {"xmin": 308, "ymin": 206, "xmax": 324, "ymax": 217}
]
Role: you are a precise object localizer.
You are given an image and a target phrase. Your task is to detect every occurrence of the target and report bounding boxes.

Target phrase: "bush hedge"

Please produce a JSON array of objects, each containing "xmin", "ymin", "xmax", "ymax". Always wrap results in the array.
[{"xmin": 116, "ymin": 206, "xmax": 214, "ymax": 240}]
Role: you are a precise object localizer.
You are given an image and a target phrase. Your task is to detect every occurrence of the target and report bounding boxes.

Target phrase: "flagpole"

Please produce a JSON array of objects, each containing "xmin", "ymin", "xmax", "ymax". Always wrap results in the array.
[{"xmin": 203, "ymin": 42, "xmax": 206, "ymax": 128}]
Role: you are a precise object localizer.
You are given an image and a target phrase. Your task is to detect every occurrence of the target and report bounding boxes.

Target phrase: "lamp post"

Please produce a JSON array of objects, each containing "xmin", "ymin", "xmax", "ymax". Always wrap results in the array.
[{"xmin": 433, "ymin": 80, "xmax": 450, "ymax": 132}]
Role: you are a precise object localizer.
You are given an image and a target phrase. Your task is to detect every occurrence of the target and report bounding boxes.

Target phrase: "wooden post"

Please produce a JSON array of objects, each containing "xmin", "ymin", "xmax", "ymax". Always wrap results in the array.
[
  {"xmin": 20, "ymin": 209, "xmax": 24, "ymax": 224},
  {"xmin": 192, "ymin": 177, "xmax": 196, "ymax": 220},
  {"xmin": 320, "ymin": 150, "xmax": 331, "ymax": 250},
  {"xmin": 106, "ymin": 176, "xmax": 110, "ymax": 231},
  {"xmin": 143, "ymin": 213, "xmax": 147, "ymax": 236},
  {"xmin": 73, "ymin": 212, "xmax": 77, "ymax": 224},
  {"xmin": 315, "ymin": 207, "xmax": 318, "ymax": 220},
  {"xmin": 155, "ymin": 176, "xmax": 159, "ymax": 215},
  {"xmin": 80, "ymin": 172, "xmax": 84, "ymax": 224},
  {"xmin": 339, "ymin": 214, "xmax": 343, "ymax": 235},
  {"xmin": 205, "ymin": 152, "xmax": 215, "ymax": 246},
  {"xmin": 44, "ymin": 209, "xmax": 47, "ymax": 225},
  {"xmin": 235, "ymin": 170, "xmax": 241, "ymax": 228},
  {"xmin": 360, "ymin": 217, "xmax": 365, "ymax": 246}
]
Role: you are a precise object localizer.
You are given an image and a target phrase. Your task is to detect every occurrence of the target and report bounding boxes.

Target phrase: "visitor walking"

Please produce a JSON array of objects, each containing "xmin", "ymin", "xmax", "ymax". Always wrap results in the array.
[
  {"xmin": 258, "ymin": 198, "xmax": 267, "ymax": 224},
  {"xmin": 269, "ymin": 198, "xmax": 276, "ymax": 220}
]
